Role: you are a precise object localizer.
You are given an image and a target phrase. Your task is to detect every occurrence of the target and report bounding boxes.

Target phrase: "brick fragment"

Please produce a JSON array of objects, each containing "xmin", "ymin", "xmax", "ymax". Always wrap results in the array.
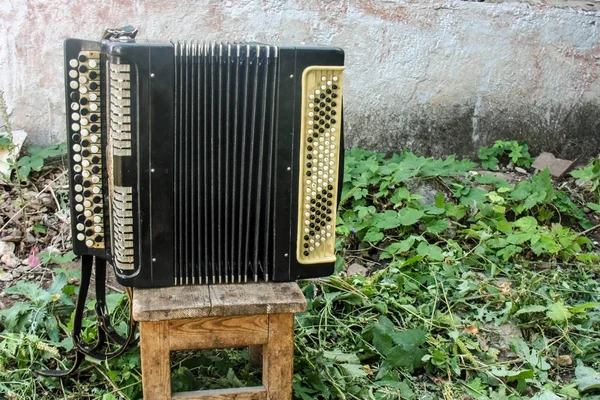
[{"xmin": 532, "ymin": 152, "xmax": 574, "ymax": 178}]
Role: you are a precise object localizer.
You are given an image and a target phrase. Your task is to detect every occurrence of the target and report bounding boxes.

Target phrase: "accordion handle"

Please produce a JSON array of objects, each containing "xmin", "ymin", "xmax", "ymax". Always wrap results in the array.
[
  {"xmin": 102, "ymin": 25, "xmax": 139, "ymax": 41},
  {"xmin": 36, "ymin": 256, "xmax": 138, "ymax": 377}
]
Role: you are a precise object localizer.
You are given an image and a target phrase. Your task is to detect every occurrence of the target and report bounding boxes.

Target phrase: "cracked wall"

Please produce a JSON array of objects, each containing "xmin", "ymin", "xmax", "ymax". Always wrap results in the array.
[{"xmin": 1, "ymin": 0, "xmax": 599, "ymax": 159}]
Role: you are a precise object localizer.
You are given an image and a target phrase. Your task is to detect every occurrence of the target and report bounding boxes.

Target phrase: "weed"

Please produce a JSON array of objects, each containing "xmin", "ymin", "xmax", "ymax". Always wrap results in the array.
[
  {"xmin": 1, "ymin": 142, "xmax": 598, "ymax": 399},
  {"xmin": 478, "ymin": 140, "xmax": 532, "ymax": 171}
]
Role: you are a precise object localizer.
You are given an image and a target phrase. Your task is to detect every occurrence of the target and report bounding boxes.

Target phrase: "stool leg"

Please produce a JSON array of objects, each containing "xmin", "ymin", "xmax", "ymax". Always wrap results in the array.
[
  {"xmin": 263, "ymin": 314, "xmax": 294, "ymax": 400},
  {"xmin": 140, "ymin": 321, "xmax": 171, "ymax": 400}
]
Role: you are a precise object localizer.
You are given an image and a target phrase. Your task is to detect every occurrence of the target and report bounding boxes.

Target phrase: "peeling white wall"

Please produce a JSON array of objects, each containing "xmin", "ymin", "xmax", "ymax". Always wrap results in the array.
[{"xmin": 1, "ymin": 0, "xmax": 599, "ymax": 158}]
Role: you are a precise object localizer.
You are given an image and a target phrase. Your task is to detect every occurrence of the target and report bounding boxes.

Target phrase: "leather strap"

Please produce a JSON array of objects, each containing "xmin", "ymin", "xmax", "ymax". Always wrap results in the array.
[{"xmin": 37, "ymin": 255, "xmax": 138, "ymax": 377}]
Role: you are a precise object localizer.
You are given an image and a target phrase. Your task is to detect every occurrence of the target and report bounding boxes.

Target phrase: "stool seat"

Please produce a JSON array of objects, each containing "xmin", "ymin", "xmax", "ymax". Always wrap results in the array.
[
  {"xmin": 133, "ymin": 282, "xmax": 306, "ymax": 400},
  {"xmin": 133, "ymin": 282, "xmax": 307, "ymax": 321}
]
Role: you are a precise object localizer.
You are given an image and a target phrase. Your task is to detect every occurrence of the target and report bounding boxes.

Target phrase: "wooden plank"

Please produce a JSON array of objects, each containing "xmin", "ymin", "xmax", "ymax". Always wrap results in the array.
[
  {"xmin": 140, "ymin": 321, "xmax": 171, "ymax": 400},
  {"xmin": 169, "ymin": 315, "xmax": 269, "ymax": 350},
  {"xmin": 268, "ymin": 283, "xmax": 307, "ymax": 314},
  {"xmin": 172, "ymin": 386, "xmax": 267, "ymax": 400},
  {"xmin": 133, "ymin": 283, "xmax": 306, "ymax": 321},
  {"xmin": 133, "ymin": 285, "xmax": 211, "ymax": 321},
  {"xmin": 208, "ymin": 283, "xmax": 306, "ymax": 317},
  {"xmin": 264, "ymin": 314, "xmax": 294, "ymax": 400}
]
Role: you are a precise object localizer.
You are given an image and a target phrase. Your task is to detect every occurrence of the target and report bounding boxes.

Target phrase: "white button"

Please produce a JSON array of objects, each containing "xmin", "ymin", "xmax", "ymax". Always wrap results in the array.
[
  {"xmin": 80, "ymin": 118, "xmax": 88, "ymax": 125},
  {"xmin": 94, "ymin": 226, "xmax": 102, "ymax": 233},
  {"xmin": 73, "ymin": 154, "xmax": 81, "ymax": 162},
  {"xmin": 84, "ymin": 210, "xmax": 92, "ymax": 217},
  {"xmin": 94, "ymin": 216, "xmax": 102, "ymax": 223},
  {"xmin": 71, "ymin": 123, "xmax": 80, "ymax": 131},
  {"xmin": 76, "ymin": 223, "xmax": 84, "ymax": 231},
  {"xmin": 79, "ymin": 86, "xmax": 88, "ymax": 94},
  {"xmin": 75, "ymin": 195, "xmax": 83, "ymax": 202},
  {"xmin": 77, "ymin": 233, "xmax": 85, "ymax": 241},
  {"xmin": 82, "ymin": 160, "xmax": 90, "ymax": 167},
  {"xmin": 93, "ymin": 187, "xmax": 100, "ymax": 194},
  {"xmin": 69, "ymin": 70, "xmax": 78, "ymax": 78},
  {"xmin": 71, "ymin": 102, "xmax": 79, "ymax": 110},
  {"xmin": 69, "ymin": 59, "xmax": 78, "ymax": 68},
  {"xmin": 89, "ymin": 93, "xmax": 98, "ymax": 101},
  {"xmin": 83, "ymin": 200, "xmax": 91, "ymax": 207},
  {"xmin": 82, "ymin": 170, "xmax": 90, "ymax": 178},
  {"xmin": 71, "ymin": 113, "xmax": 80, "ymax": 121},
  {"xmin": 89, "ymin": 60, "xmax": 97, "ymax": 68},
  {"xmin": 86, "ymin": 240, "xmax": 94, "ymax": 247},
  {"xmin": 91, "ymin": 145, "xmax": 99, "ymax": 153},
  {"xmin": 72, "ymin": 144, "xmax": 81, "ymax": 152},
  {"xmin": 75, "ymin": 204, "xmax": 83, "ymax": 212},
  {"xmin": 78, "ymin": 76, "xmax": 87, "ymax": 84},
  {"xmin": 75, "ymin": 184, "xmax": 83, "ymax": 192},
  {"xmin": 70, "ymin": 81, "xmax": 78, "ymax": 89},
  {"xmin": 90, "ymin": 103, "xmax": 98, "ymax": 111}
]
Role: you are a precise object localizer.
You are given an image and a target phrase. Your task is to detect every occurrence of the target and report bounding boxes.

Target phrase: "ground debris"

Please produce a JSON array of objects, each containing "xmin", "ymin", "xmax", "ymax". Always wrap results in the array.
[{"xmin": 532, "ymin": 152, "xmax": 574, "ymax": 178}]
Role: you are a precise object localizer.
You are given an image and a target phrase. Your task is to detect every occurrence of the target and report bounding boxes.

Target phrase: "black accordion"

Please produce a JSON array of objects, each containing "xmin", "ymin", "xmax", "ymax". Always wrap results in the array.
[{"xmin": 64, "ymin": 35, "xmax": 344, "ymax": 288}]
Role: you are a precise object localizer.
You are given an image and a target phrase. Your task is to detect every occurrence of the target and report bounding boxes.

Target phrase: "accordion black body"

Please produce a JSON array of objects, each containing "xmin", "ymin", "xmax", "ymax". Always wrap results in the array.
[{"xmin": 64, "ymin": 37, "xmax": 344, "ymax": 288}]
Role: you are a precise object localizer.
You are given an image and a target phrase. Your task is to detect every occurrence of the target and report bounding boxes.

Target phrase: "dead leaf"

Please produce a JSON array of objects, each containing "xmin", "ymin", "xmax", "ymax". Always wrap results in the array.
[
  {"xmin": 497, "ymin": 281, "xmax": 512, "ymax": 296},
  {"xmin": 463, "ymin": 325, "xmax": 479, "ymax": 335},
  {"xmin": 346, "ymin": 263, "xmax": 368, "ymax": 277},
  {"xmin": 551, "ymin": 355, "xmax": 573, "ymax": 367},
  {"xmin": 27, "ymin": 247, "xmax": 40, "ymax": 267}
]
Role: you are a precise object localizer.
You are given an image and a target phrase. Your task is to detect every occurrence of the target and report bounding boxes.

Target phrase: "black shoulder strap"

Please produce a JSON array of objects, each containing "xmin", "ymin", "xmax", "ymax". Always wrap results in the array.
[{"xmin": 37, "ymin": 255, "xmax": 138, "ymax": 377}]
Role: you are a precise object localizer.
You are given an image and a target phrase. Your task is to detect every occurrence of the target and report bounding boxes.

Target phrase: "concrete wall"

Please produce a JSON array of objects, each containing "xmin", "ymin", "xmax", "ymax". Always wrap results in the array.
[{"xmin": 1, "ymin": 0, "xmax": 599, "ymax": 159}]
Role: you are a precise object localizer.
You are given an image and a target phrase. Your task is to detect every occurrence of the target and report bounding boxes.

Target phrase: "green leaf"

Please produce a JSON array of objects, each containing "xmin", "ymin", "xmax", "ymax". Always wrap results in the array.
[
  {"xmin": 416, "ymin": 242, "xmax": 444, "ymax": 261},
  {"xmin": 587, "ymin": 202, "xmax": 600, "ymax": 213},
  {"xmin": 0, "ymin": 135, "xmax": 11, "ymax": 147},
  {"xmin": 575, "ymin": 360, "xmax": 600, "ymax": 393},
  {"xmin": 340, "ymin": 363, "xmax": 367, "ymax": 378},
  {"xmin": 426, "ymin": 219, "xmax": 448, "ymax": 234},
  {"xmin": 497, "ymin": 245, "xmax": 522, "ymax": 261},
  {"xmin": 391, "ymin": 329, "xmax": 427, "ymax": 348},
  {"xmin": 390, "ymin": 187, "xmax": 411, "ymax": 204},
  {"xmin": 459, "ymin": 188, "xmax": 487, "ymax": 206},
  {"xmin": 514, "ymin": 216, "xmax": 538, "ymax": 231},
  {"xmin": 32, "ymin": 222, "xmax": 46, "ymax": 234},
  {"xmin": 363, "ymin": 228, "xmax": 384, "ymax": 243},
  {"xmin": 569, "ymin": 302, "xmax": 600, "ymax": 314},
  {"xmin": 398, "ymin": 208, "xmax": 424, "ymax": 226},
  {"xmin": 372, "ymin": 211, "xmax": 402, "ymax": 230},
  {"xmin": 323, "ymin": 349, "xmax": 361, "ymax": 364},
  {"xmin": 546, "ymin": 301, "xmax": 572, "ymax": 323},
  {"xmin": 385, "ymin": 344, "xmax": 427, "ymax": 371},
  {"xmin": 514, "ymin": 305, "xmax": 547, "ymax": 316},
  {"xmin": 371, "ymin": 316, "xmax": 396, "ymax": 354},
  {"xmin": 381, "ymin": 237, "xmax": 417, "ymax": 259}
]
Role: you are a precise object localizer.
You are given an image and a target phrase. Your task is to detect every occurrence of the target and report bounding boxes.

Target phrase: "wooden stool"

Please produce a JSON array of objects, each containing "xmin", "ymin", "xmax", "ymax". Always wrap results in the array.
[{"xmin": 133, "ymin": 283, "xmax": 306, "ymax": 400}]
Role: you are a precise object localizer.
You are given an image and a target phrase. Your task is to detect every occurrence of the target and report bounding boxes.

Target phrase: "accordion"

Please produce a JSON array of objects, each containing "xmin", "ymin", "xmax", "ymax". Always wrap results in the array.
[{"xmin": 64, "ymin": 34, "xmax": 345, "ymax": 288}]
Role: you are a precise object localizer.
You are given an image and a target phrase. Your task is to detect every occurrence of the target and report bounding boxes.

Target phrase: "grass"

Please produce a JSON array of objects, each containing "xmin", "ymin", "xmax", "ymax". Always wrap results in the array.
[{"xmin": 1, "ymin": 141, "xmax": 600, "ymax": 399}]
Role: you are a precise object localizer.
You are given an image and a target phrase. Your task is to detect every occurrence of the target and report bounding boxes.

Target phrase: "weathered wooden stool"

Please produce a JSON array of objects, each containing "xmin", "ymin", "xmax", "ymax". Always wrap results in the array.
[{"xmin": 133, "ymin": 283, "xmax": 306, "ymax": 400}]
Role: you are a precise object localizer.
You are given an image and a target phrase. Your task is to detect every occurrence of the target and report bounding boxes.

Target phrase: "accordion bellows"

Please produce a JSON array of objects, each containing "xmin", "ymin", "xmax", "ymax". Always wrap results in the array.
[{"xmin": 64, "ymin": 37, "xmax": 344, "ymax": 288}]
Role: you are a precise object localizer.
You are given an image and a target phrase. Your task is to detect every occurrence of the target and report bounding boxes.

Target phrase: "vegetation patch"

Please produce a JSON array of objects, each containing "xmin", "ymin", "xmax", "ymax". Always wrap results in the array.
[{"xmin": 1, "ymin": 141, "xmax": 599, "ymax": 399}]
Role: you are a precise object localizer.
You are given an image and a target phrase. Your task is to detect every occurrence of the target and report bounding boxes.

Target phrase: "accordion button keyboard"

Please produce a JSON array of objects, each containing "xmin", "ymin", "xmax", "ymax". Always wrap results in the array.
[
  {"xmin": 67, "ymin": 50, "xmax": 105, "ymax": 250},
  {"xmin": 297, "ymin": 67, "xmax": 344, "ymax": 264}
]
